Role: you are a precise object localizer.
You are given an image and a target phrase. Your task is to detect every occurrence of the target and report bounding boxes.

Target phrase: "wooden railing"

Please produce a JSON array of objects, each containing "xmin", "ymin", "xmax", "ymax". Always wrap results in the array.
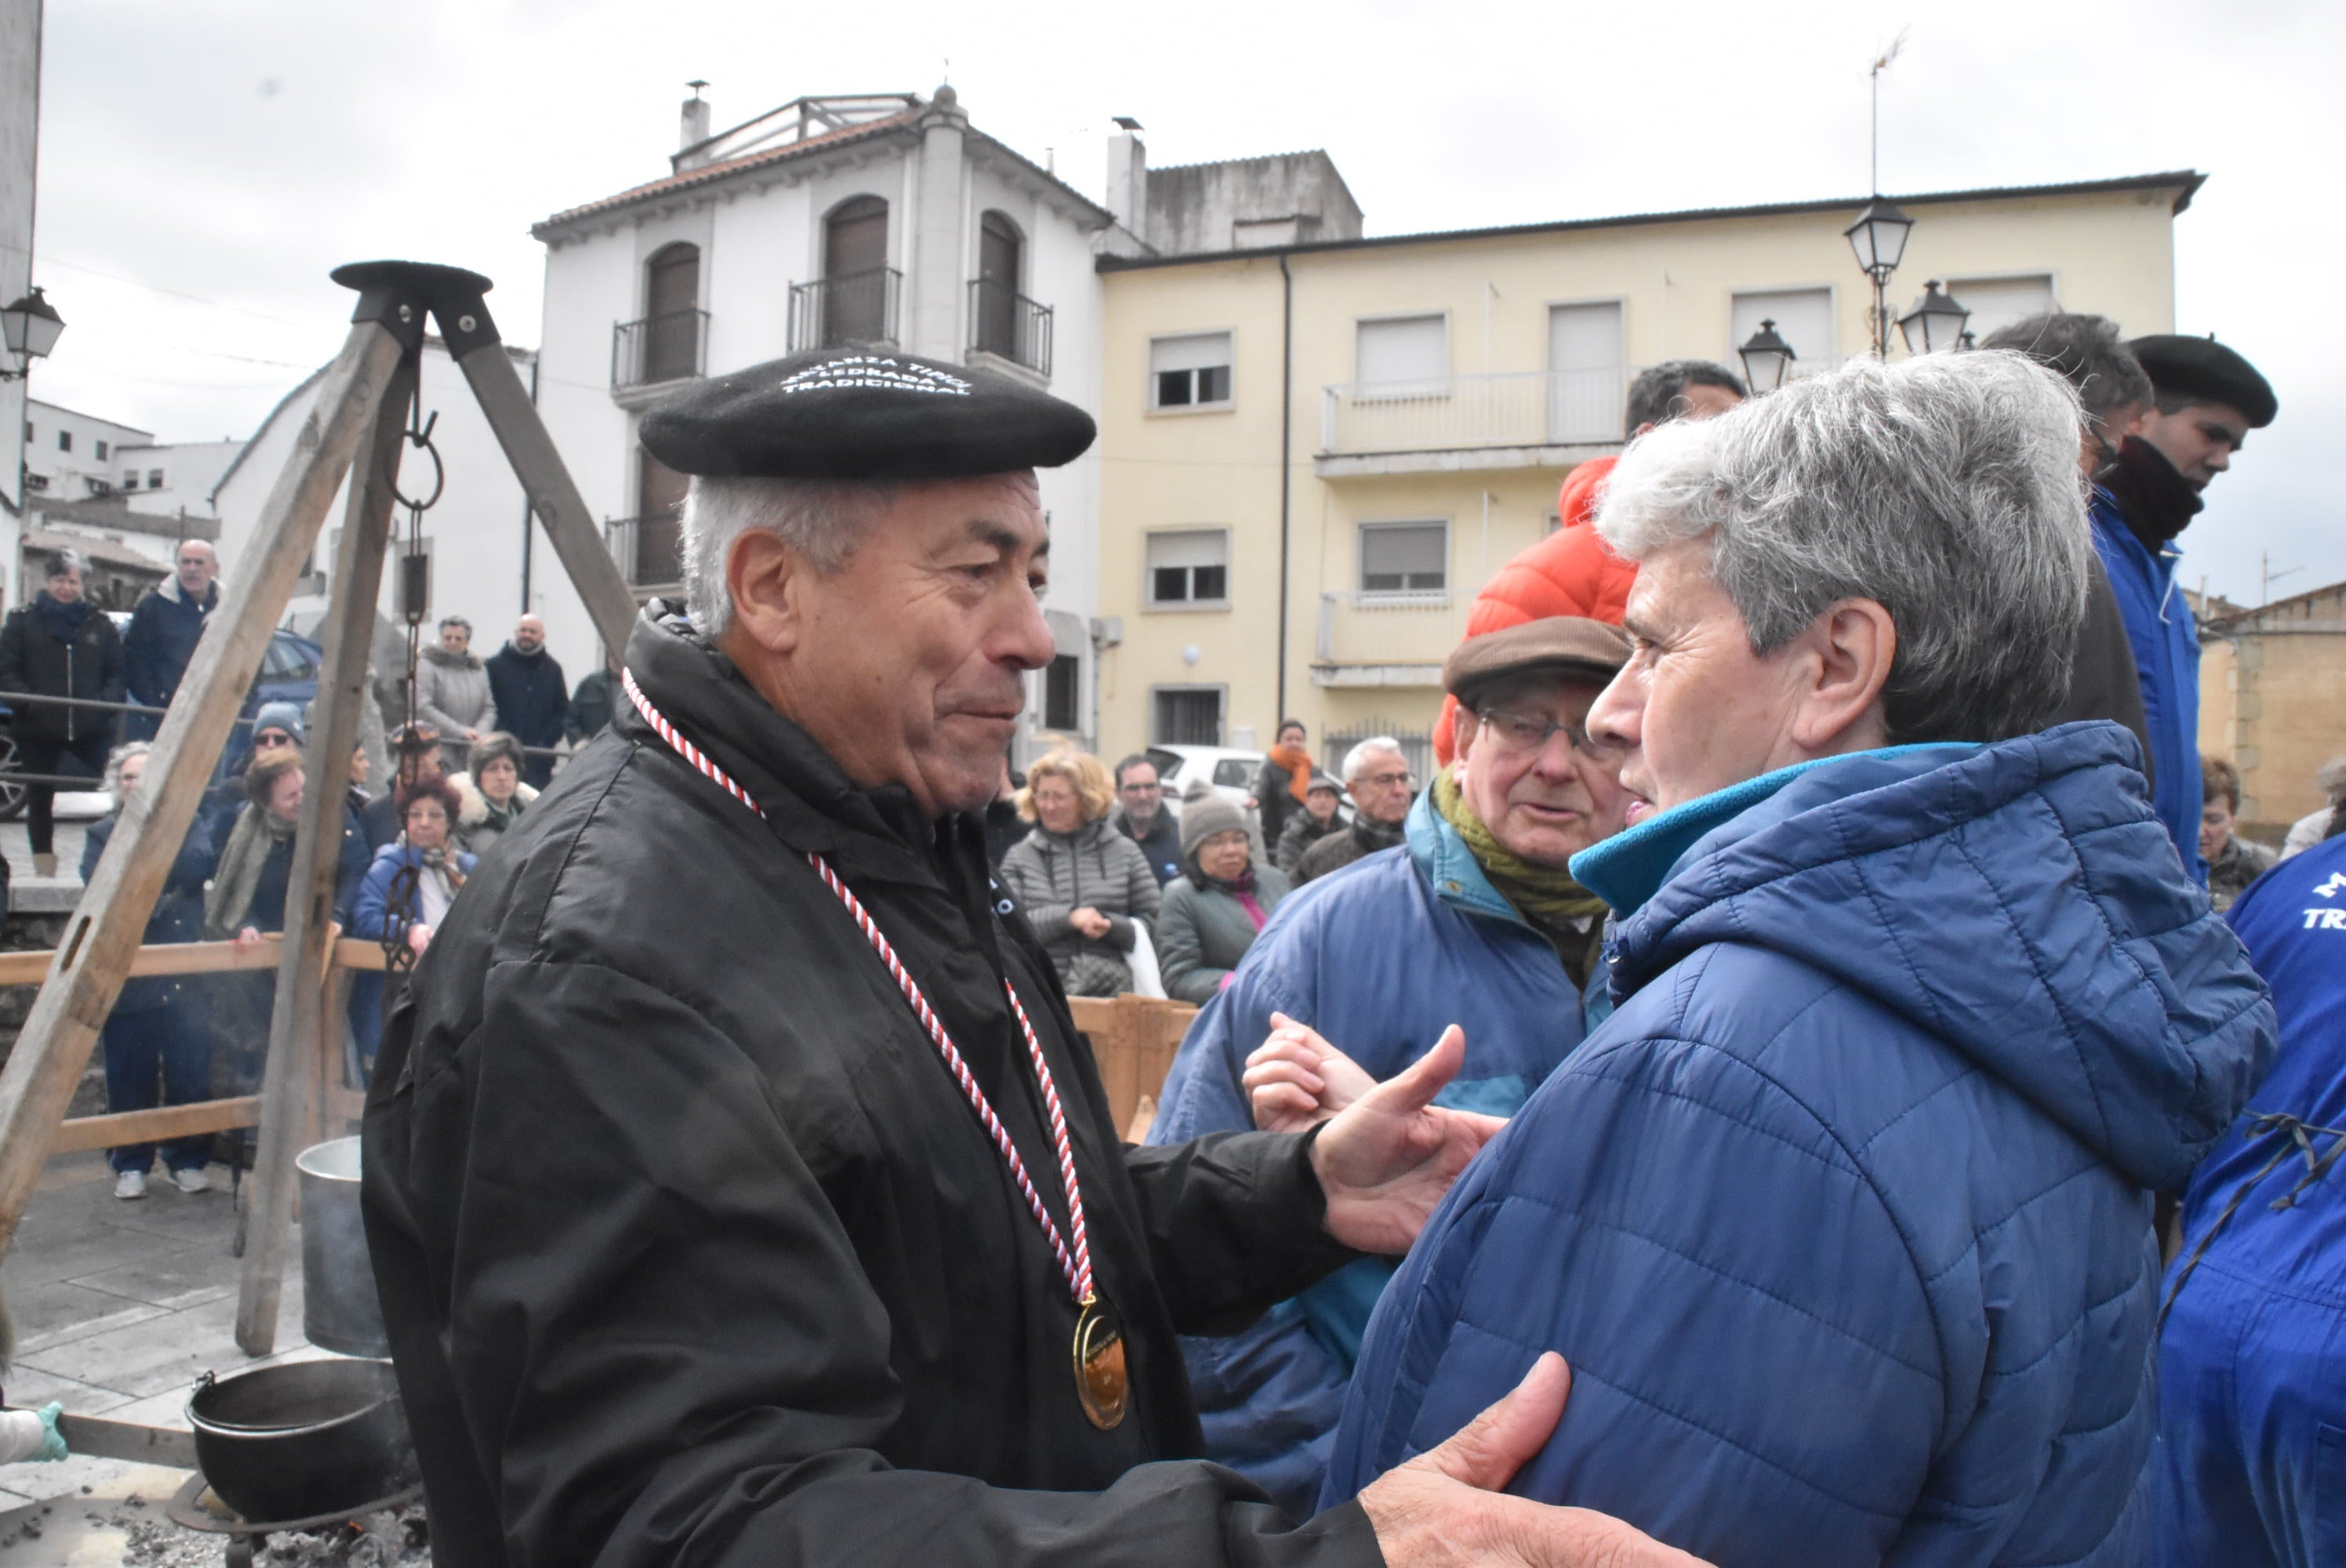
[
  {"xmin": 11, "ymin": 936, "xmax": 1193, "ymax": 1157},
  {"xmin": 2, "ymin": 935, "xmax": 390, "ymax": 1157}
]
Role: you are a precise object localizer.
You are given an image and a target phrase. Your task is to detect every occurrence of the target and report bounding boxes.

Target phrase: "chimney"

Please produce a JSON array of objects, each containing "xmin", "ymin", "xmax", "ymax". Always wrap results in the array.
[
  {"xmin": 1106, "ymin": 118, "xmax": 1147, "ymax": 234},
  {"xmin": 678, "ymin": 81, "xmax": 712, "ymax": 163}
]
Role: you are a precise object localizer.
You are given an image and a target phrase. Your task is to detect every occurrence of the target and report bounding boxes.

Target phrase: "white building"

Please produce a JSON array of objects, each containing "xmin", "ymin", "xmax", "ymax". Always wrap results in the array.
[
  {"xmin": 211, "ymin": 338, "xmax": 566, "ymax": 688},
  {"xmin": 530, "ymin": 87, "xmax": 1117, "ymax": 754},
  {"xmin": 120, "ymin": 436, "xmax": 242, "ymax": 517},
  {"xmin": 21, "ymin": 398, "xmax": 150, "ymax": 503}
]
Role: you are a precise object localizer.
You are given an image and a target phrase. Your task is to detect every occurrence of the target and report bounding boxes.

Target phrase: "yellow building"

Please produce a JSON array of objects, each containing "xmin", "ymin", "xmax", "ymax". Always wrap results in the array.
[
  {"xmin": 1093, "ymin": 169, "xmax": 2204, "ymax": 771},
  {"xmin": 2199, "ymin": 583, "xmax": 2346, "ymax": 838}
]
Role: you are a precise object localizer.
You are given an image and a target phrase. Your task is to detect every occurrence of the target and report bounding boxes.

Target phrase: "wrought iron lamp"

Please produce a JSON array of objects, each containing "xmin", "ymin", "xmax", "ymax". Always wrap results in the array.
[
  {"xmin": 1737, "ymin": 318, "xmax": 1796, "ymax": 394},
  {"xmin": 1897, "ymin": 279, "xmax": 1971, "ymax": 356},
  {"xmin": 1843, "ymin": 198, "xmax": 1913, "ymax": 358},
  {"xmin": 0, "ymin": 286, "xmax": 64, "ymax": 381}
]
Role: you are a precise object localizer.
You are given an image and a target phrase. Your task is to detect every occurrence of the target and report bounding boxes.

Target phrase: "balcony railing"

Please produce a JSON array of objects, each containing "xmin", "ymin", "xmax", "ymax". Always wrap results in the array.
[
  {"xmin": 612, "ymin": 309, "xmax": 710, "ymax": 390},
  {"xmin": 1314, "ymin": 590, "xmax": 1464, "ymax": 673},
  {"xmin": 968, "ymin": 278, "xmax": 1053, "ymax": 377},
  {"xmin": 788, "ymin": 267, "xmax": 902, "ymax": 352},
  {"xmin": 1320, "ymin": 368, "xmax": 1634, "ymax": 456},
  {"xmin": 605, "ymin": 512, "xmax": 686, "ymax": 595}
]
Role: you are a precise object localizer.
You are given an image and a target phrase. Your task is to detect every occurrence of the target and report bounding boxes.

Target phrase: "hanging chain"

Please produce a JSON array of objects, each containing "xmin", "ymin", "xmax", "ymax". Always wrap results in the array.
[{"xmin": 382, "ymin": 381, "xmax": 445, "ymax": 977}]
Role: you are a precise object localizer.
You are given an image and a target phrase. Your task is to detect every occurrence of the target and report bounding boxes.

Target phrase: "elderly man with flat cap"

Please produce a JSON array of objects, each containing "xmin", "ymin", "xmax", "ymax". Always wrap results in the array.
[
  {"xmin": 1147, "ymin": 616, "xmax": 1633, "ymax": 1519},
  {"xmin": 2094, "ymin": 332, "xmax": 2278, "ymax": 880},
  {"xmin": 361, "ymin": 350, "xmax": 1700, "ymax": 1568}
]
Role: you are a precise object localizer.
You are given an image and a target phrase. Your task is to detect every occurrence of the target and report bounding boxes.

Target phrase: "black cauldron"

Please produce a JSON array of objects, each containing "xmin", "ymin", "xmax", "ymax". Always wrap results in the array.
[{"xmin": 187, "ymin": 1358, "xmax": 413, "ymax": 1524}]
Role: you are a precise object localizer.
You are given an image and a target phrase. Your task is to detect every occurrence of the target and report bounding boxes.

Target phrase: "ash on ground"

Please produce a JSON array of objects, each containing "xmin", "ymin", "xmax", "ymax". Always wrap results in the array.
[{"xmin": 114, "ymin": 1503, "xmax": 430, "ymax": 1567}]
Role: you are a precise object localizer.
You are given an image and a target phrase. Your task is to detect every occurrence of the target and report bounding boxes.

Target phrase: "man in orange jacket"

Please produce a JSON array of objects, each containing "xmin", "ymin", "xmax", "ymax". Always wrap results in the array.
[{"xmin": 1435, "ymin": 361, "xmax": 1745, "ymax": 763}]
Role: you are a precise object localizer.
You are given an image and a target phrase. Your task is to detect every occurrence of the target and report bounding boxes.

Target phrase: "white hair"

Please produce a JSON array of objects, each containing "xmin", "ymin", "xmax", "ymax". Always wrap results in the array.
[
  {"xmin": 1342, "ymin": 735, "xmax": 1406, "ymax": 784},
  {"xmin": 104, "ymin": 740, "xmax": 151, "ymax": 795},
  {"xmin": 1596, "ymin": 350, "xmax": 2091, "ymax": 743}
]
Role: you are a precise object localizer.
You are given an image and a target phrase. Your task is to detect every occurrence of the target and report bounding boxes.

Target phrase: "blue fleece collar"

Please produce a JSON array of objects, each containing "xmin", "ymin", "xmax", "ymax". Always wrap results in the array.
[{"xmin": 1571, "ymin": 745, "xmax": 1973, "ymax": 917}]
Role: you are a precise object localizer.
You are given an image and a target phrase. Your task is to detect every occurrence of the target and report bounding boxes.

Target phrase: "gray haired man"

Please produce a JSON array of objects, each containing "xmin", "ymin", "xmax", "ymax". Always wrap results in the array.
[{"xmin": 1295, "ymin": 738, "xmax": 1415, "ymax": 884}]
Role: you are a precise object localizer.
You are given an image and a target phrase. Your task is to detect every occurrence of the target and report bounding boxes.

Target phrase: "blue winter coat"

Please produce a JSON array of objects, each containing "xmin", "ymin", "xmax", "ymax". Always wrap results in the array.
[
  {"xmin": 2156, "ymin": 835, "xmax": 2346, "ymax": 1567},
  {"xmin": 1149, "ymin": 787, "xmax": 1603, "ymax": 1516},
  {"xmin": 353, "ymin": 840, "xmax": 478, "ymax": 940},
  {"xmin": 1324, "ymin": 725, "xmax": 2272, "ymax": 1567},
  {"xmin": 122, "ymin": 576, "xmax": 218, "ymax": 710},
  {"xmin": 82, "ymin": 811, "xmax": 213, "ymax": 1012},
  {"xmin": 2092, "ymin": 491, "xmax": 2204, "ymax": 884}
]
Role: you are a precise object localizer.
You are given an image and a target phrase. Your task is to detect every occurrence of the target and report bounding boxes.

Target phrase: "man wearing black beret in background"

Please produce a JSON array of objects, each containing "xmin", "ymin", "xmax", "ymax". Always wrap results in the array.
[
  {"xmin": 361, "ymin": 348, "xmax": 1700, "ymax": 1568},
  {"xmin": 2092, "ymin": 332, "xmax": 2278, "ymax": 884}
]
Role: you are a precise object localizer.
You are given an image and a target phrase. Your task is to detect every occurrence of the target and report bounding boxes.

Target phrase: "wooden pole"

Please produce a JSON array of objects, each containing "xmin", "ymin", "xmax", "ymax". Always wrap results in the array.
[
  {"xmin": 434, "ymin": 297, "xmax": 640, "ymax": 658},
  {"xmin": 0, "ymin": 314, "xmax": 409, "ymax": 1260},
  {"xmin": 234, "ymin": 349, "xmax": 416, "ymax": 1354}
]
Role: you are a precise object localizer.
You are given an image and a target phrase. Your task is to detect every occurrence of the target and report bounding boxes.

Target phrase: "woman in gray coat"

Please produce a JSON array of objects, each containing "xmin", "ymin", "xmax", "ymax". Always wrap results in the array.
[
  {"xmin": 1157, "ymin": 797, "xmax": 1291, "ymax": 1004},
  {"xmin": 997, "ymin": 749, "xmax": 1160, "ymax": 997}
]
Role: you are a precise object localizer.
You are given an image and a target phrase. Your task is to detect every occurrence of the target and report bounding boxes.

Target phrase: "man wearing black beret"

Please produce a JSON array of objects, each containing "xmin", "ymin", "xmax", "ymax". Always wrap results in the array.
[
  {"xmin": 2092, "ymin": 332, "xmax": 2278, "ymax": 884},
  {"xmin": 361, "ymin": 347, "xmax": 1694, "ymax": 1568}
]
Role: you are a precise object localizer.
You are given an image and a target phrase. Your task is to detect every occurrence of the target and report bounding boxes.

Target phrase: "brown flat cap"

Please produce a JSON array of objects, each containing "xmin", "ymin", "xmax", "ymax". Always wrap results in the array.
[{"xmin": 1443, "ymin": 617, "xmax": 1630, "ymax": 702}]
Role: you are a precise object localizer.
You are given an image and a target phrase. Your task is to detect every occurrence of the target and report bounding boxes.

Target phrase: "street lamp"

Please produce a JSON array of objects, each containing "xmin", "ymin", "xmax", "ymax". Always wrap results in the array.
[
  {"xmin": 1897, "ymin": 280, "xmax": 1970, "ymax": 356},
  {"xmin": 0, "ymin": 287, "xmax": 65, "ymax": 380},
  {"xmin": 1737, "ymin": 318, "xmax": 1796, "ymax": 394},
  {"xmin": 1843, "ymin": 198, "xmax": 1913, "ymax": 359}
]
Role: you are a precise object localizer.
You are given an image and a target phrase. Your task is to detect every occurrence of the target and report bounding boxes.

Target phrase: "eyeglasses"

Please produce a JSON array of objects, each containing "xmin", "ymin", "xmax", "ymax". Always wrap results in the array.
[
  {"xmin": 1476, "ymin": 705, "xmax": 1598, "ymax": 758},
  {"xmin": 1356, "ymin": 769, "xmax": 1414, "ymax": 790},
  {"xmin": 253, "ymin": 731, "xmax": 296, "ymax": 748},
  {"xmin": 1120, "ymin": 781, "xmax": 1161, "ymax": 793}
]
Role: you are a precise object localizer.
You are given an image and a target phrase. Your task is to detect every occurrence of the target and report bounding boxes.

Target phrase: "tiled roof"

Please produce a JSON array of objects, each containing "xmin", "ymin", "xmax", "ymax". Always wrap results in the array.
[{"xmin": 534, "ymin": 111, "xmax": 921, "ymax": 234}]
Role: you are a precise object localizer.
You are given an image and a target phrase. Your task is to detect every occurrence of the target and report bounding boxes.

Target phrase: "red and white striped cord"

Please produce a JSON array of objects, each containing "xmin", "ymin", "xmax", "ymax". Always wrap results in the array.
[{"xmin": 623, "ymin": 666, "xmax": 1096, "ymax": 1307}]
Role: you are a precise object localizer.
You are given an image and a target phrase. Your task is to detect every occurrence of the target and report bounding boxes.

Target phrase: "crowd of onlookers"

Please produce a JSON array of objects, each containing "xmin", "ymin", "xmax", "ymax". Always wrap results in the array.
[{"xmin": 0, "ymin": 537, "xmax": 623, "ymax": 1202}]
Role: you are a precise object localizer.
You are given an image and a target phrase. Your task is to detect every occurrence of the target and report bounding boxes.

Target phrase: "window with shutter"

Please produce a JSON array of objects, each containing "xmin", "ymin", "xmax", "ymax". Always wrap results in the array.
[
  {"xmin": 1150, "ymin": 332, "xmax": 1233, "ymax": 409},
  {"xmin": 1355, "ymin": 314, "xmax": 1448, "ymax": 397},
  {"xmin": 1145, "ymin": 528, "xmax": 1229, "ymax": 606},
  {"xmin": 1359, "ymin": 521, "xmax": 1448, "ymax": 596}
]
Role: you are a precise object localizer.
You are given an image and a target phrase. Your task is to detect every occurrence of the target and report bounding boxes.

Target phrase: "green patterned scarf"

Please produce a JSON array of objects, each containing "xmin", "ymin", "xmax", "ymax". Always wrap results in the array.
[{"xmin": 1433, "ymin": 767, "xmax": 1610, "ymax": 983}]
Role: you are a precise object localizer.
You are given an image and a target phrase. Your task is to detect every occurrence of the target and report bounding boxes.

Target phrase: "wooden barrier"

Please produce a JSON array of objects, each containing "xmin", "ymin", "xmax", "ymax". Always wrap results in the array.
[
  {"xmin": 0, "ymin": 935, "xmax": 383, "ymax": 1156},
  {"xmin": 1066, "ymin": 995, "xmax": 1197, "ymax": 1142},
  {"xmin": 12, "ymin": 943, "xmax": 1188, "ymax": 1160}
]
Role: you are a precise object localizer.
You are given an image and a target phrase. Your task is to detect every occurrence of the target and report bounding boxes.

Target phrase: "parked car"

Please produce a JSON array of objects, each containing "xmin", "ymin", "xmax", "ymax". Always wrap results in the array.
[
  {"xmin": 1145, "ymin": 745, "xmax": 1266, "ymax": 821},
  {"xmin": 0, "ymin": 620, "xmax": 324, "ymax": 819}
]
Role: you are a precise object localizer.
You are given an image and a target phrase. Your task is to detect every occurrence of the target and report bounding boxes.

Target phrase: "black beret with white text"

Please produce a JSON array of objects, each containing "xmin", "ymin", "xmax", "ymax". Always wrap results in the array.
[{"xmin": 639, "ymin": 348, "xmax": 1098, "ymax": 480}]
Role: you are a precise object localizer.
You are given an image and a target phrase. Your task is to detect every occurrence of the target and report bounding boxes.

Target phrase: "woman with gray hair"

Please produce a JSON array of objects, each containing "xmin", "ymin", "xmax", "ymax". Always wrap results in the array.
[{"xmin": 1323, "ymin": 351, "xmax": 2273, "ymax": 1565}]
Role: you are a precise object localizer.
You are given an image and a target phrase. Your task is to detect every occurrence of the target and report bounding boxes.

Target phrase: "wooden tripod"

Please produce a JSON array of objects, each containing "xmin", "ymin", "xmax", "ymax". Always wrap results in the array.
[{"xmin": 0, "ymin": 260, "xmax": 639, "ymax": 1356}]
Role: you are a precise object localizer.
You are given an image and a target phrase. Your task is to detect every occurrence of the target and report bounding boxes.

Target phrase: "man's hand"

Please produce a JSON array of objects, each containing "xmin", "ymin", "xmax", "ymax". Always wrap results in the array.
[
  {"xmin": 1309, "ymin": 1025, "xmax": 1505, "ymax": 1255},
  {"xmin": 1245, "ymin": 1012, "xmax": 1379, "ymax": 1132},
  {"xmin": 1360, "ymin": 1355, "xmax": 1709, "ymax": 1567}
]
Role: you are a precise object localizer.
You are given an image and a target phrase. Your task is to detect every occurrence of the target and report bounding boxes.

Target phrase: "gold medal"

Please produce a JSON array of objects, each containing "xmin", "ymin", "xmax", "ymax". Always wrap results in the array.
[{"xmin": 1073, "ymin": 1294, "xmax": 1128, "ymax": 1429}]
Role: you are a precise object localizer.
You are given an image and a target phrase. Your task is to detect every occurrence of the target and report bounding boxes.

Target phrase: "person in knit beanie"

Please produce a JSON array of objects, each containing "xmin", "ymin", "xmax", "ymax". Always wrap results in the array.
[{"xmin": 1156, "ymin": 797, "xmax": 1291, "ymax": 1004}]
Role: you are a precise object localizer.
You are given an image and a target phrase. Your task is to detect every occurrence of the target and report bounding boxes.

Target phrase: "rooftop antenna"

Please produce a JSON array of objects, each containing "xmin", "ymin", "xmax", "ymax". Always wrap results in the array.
[
  {"xmin": 2262, "ymin": 551, "xmax": 2303, "ymax": 606},
  {"xmin": 942, "ymin": 56, "xmax": 950, "ymax": 85},
  {"xmin": 1868, "ymin": 27, "xmax": 1908, "ymax": 193}
]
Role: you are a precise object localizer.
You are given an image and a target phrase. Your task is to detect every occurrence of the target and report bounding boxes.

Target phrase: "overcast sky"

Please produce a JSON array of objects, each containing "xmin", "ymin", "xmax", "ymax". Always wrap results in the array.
[{"xmin": 20, "ymin": 0, "xmax": 2343, "ymax": 605}]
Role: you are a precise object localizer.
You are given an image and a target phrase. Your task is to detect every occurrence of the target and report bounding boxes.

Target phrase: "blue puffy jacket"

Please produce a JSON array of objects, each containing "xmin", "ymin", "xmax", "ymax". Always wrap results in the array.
[
  {"xmin": 354, "ymin": 840, "xmax": 478, "ymax": 940},
  {"xmin": 1325, "ymin": 725, "xmax": 2272, "ymax": 1566},
  {"xmin": 1149, "ymin": 786, "xmax": 1601, "ymax": 1516},
  {"xmin": 2092, "ymin": 490, "xmax": 2204, "ymax": 884},
  {"xmin": 2157, "ymin": 834, "xmax": 2346, "ymax": 1567}
]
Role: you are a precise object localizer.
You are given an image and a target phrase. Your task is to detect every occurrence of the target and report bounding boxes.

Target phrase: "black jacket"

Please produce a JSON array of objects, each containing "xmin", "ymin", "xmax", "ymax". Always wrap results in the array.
[
  {"xmin": 483, "ymin": 643, "xmax": 568, "ymax": 749},
  {"xmin": 563, "ymin": 668, "xmax": 615, "ymax": 744},
  {"xmin": 2048, "ymin": 551, "xmax": 2155, "ymax": 790},
  {"xmin": 1295, "ymin": 814, "xmax": 1407, "ymax": 884},
  {"xmin": 361, "ymin": 612, "xmax": 1377, "ymax": 1568},
  {"xmin": 0, "ymin": 595, "xmax": 124, "ymax": 745},
  {"xmin": 1115, "ymin": 804, "xmax": 1184, "ymax": 887}
]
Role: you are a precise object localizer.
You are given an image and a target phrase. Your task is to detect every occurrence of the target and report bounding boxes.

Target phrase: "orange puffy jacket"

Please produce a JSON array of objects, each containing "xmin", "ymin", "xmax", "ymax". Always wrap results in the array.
[{"xmin": 1433, "ymin": 457, "xmax": 1634, "ymax": 764}]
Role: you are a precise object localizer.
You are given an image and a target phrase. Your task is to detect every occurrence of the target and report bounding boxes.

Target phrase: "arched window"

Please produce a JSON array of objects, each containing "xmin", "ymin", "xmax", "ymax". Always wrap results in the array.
[
  {"xmin": 641, "ymin": 243, "xmax": 701, "ymax": 383},
  {"xmin": 974, "ymin": 212, "xmax": 1022, "ymax": 360},
  {"xmin": 822, "ymin": 196, "xmax": 890, "ymax": 344}
]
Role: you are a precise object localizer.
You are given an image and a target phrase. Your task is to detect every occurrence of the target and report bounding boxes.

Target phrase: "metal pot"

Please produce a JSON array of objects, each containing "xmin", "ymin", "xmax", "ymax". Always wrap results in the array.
[
  {"xmin": 297, "ymin": 1137, "xmax": 388, "ymax": 1356},
  {"xmin": 187, "ymin": 1358, "xmax": 413, "ymax": 1525}
]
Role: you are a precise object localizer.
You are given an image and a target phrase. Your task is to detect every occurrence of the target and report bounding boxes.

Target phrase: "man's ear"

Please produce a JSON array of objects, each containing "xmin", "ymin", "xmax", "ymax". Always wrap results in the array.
[
  {"xmin": 724, "ymin": 530, "xmax": 804, "ymax": 656},
  {"xmin": 1789, "ymin": 597, "xmax": 1896, "ymax": 753},
  {"xmin": 1448, "ymin": 702, "xmax": 1480, "ymax": 778}
]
